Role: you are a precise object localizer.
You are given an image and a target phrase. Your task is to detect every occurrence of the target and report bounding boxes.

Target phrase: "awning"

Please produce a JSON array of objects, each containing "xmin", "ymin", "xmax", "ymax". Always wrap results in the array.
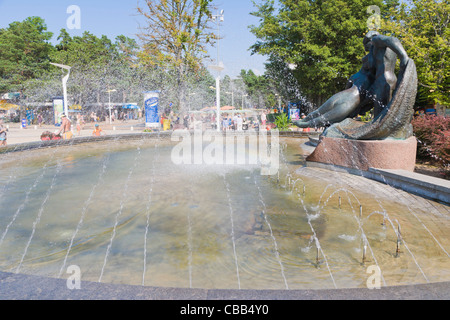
[
  {"xmin": 199, "ymin": 106, "xmax": 236, "ymax": 112},
  {"xmin": 0, "ymin": 101, "xmax": 20, "ymax": 111},
  {"xmin": 221, "ymin": 106, "xmax": 235, "ymax": 111},
  {"xmin": 122, "ymin": 104, "xmax": 140, "ymax": 109}
]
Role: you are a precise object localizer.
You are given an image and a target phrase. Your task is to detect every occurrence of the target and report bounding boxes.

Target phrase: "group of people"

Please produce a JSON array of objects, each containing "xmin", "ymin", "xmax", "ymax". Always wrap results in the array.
[
  {"xmin": 221, "ymin": 112, "xmax": 270, "ymax": 131},
  {"xmin": 222, "ymin": 114, "xmax": 245, "ymax": 131},
  {"xmin": 157, "ymin": 109, "xmax": 274, "ymax": 132},
  {"xmin": 54, "ymin": 113, "xmax": 104, "ymax": 140}
]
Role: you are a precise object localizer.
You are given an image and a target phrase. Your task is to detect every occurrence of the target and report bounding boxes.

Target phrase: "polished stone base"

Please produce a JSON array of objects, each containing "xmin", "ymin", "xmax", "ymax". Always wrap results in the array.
[{"xmin": 306, "ymin": 136, "xmax": 417, "ymax": 171}]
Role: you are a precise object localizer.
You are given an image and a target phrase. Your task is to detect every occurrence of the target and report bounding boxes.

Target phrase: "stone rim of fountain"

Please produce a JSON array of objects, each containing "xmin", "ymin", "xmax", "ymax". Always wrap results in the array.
[
  {"xmin": 0, "ymin": 131, "xmax": 310, "ymax": 154},
  {"xmin": 0, "ymin": 270, "xmax": 449, "ymax": 300}
]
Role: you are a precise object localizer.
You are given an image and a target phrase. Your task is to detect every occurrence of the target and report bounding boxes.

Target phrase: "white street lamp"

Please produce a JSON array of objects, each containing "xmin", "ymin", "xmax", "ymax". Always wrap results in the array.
[
  {"xmin": 50, "ymin": 63, "xmax": 71, "ymax": 117},
  {"xmin": 211, "ymin": 10, "xmax": 224, "ymax": 66},
  {"xmin": 106, "ymin": 89, "xmax": 117, "ymax": 124},
  {"xmin": 209, "ymin": 9, "xmax": 225, "ymax": 132}
]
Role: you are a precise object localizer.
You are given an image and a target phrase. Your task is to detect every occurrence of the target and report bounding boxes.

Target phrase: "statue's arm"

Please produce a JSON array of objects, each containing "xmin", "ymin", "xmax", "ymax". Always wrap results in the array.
[{"xmin": 372, "ymin": 35, "xmax": 409, "ymax": 68}]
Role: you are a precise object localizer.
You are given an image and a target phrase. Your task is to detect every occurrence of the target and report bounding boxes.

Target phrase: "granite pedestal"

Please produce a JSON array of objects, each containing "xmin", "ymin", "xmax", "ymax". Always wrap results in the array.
[{"xmin": 306, "ymin": 136, "xmax": 417, "ymax": 172}]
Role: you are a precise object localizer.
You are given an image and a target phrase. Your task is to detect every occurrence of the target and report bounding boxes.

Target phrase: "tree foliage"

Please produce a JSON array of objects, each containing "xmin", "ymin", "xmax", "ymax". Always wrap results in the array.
[
  {"xmin": 249, "ymin": 0, "xmax": 448, "ymax": 111},
  {"xmin": 249, "ymin": 0, "xmax": 387, "ymax": 106},
  {"xmin": 0, "ymin": 17, "xmax": 54, "ymax": 94},
  {"xmin": 136, "ymin": 0, "xmax": 216, "ymax": 111},
  {"xmin": 383, "ymin": 0, "xmax": 449, "ymax": 107},
  {"xmin": 274, "ymin": 112, "xmax": 291, "ymax": 130},
  {"xmin": 239, "ymin": 69, "xmax": 278, "ymax": 108},
  {"xmin": 46, "ymin": 29, "xmax": 148, "ymax": 107},
  {"xmin": 0, "ymin": 5, "xmax": 219, "ymax": 113}
]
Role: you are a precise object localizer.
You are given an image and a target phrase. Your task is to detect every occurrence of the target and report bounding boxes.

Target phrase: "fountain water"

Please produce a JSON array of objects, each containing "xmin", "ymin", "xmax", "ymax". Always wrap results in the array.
[
  {"xmin": 0, "ymin": 135, "xmax": 448, "ymax": 291},
  {"xmin": 292, "ymin": 136, "xmax": 448, "ymax": 286},
  {"xmin": 223, "ymin": 173, "xmax": 241, "ymax": 289},
  {"xmin": 142, "ymin": 140, "xmax": 159, "ymax": 286}
]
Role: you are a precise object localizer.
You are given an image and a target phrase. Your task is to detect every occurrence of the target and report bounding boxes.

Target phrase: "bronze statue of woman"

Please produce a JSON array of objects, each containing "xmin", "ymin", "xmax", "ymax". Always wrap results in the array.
[{"xmin": 294, "ymin": 31, "xmax": 411, "ymax": 130}]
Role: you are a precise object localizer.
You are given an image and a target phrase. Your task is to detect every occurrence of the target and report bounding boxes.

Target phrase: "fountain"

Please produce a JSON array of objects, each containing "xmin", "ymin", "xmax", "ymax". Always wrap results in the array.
[
  {"xmin": 0, "ymin": 25, "xmax": 448, "ymax": 299},
  {"xmin": 0, "ymin": 132, "xmax": 448, "ymax": 299}
]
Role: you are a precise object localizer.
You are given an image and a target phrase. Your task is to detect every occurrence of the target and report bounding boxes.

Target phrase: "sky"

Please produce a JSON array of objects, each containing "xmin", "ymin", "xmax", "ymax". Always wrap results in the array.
[{"xmin": 0, "ymin": 0, "xmax": 268, "ymax": 79}]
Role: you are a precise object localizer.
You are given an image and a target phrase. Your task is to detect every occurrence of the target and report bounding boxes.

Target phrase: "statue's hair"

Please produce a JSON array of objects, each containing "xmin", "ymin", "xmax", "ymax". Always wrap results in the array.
[{"xmin": 363, "ymin": 31, "xmax": 380, "ymax": 45}]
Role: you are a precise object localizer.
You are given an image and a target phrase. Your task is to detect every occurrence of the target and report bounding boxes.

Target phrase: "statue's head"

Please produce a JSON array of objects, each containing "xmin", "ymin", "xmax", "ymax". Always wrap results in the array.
[{"xmin": 363, "ymin": 31, "xmax": 380, "ymax": 51}]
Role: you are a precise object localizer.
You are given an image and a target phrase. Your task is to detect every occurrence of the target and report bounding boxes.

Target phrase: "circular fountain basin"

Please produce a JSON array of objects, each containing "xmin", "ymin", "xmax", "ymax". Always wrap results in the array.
[{"xmin": 0, "ymin": 135, "xmax": 448, "ymax": 291}]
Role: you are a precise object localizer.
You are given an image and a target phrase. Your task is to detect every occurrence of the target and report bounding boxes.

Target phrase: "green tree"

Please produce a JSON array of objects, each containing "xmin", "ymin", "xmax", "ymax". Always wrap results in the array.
[
  {"xmin": 383, "ymin": 0, "xmax": 449, "ymax": 108},
  {"xmin": 52, "ymin": 29, "xmax": 119, "ymax": 68},
  {"xmin": 239, "ymin": 69, "xmax": 278, "ymax": 108},
  {"xmin": 136, "ymin": 0, "xmax": 216, "ymax": 111},
  {"xmin": 0, "ymin": 17, "xmax": 54, "ymax": 94},
  {"xmin": 249, "ymin": 0, "xmax": 385, "ymax": 107},
  {"xmin": 50, "ymin": 30, "xmax": 118, "ymax": 106},
  {"xmin": 48, "ymin": 30, "xmax": 152, "ymax": 107}
]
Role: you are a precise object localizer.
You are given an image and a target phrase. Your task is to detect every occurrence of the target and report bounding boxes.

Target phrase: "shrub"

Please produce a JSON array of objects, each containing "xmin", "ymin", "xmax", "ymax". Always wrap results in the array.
[
  {"xmin": 274, "ymin": 113, "xmax": 291, "ymax": 131},
  {"xmin": 412, "ymin": 114, "xmax": 450, "ymax": 178},
  {"xmin": 360, "ymin": 110, "xmax": 373, "ymax": 122}
]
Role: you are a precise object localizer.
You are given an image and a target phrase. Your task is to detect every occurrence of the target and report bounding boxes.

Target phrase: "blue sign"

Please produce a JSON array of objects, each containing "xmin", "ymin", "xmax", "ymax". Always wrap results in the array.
[{"xmin": 144, "ymin": 91, "xmax": 160, "ymax": 128}]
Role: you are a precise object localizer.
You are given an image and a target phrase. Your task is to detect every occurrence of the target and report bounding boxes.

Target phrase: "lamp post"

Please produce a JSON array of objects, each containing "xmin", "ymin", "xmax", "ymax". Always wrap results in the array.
[
  {"xmin": 50, "ymin": 63, "xmax": 71, "ymax": 117},
  {"xmin": 106, "ymin": 89, "xmax": 117, "ymax": 124},
  {"xmin": 211, "ymin": 10, "xmax": 224, "ymax": 66},
  {"xmin": 209, "ymin": 9, "xmax": 225, "ymax": 132}
]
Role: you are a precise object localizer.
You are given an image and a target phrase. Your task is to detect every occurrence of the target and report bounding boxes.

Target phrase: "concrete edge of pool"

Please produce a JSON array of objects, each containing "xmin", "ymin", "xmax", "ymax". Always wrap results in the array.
[
  {"xmin": 0, "ymin": 271, "xmax": 449, "ymax": 300},
  {"xmin": 0, "ymin": 131, "xmax": 309, "ymax": 154}
]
